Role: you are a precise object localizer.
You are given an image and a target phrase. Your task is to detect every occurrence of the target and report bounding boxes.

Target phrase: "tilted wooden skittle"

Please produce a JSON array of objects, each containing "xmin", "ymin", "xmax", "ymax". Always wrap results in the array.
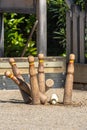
[
  {"xmin": 5, "ymin": 71, "xmax": 32, "ymax": 103},
  {"xmin": 63, "ymin": 54, "xmax": 75, "ymax": 105},
  {"xmin": 9, "ymin": 58, "xmax": 31, "ymax": 103},
  {"xmin": 9, "ymin": 58, "xmax": 24, "ymax": 80}
]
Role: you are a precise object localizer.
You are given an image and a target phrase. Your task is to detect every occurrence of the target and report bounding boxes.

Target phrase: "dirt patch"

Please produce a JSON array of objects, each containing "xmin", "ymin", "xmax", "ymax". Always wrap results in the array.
[{"xmin": 0, "ymin": 88, "xmax": 87, "ymax": 130}]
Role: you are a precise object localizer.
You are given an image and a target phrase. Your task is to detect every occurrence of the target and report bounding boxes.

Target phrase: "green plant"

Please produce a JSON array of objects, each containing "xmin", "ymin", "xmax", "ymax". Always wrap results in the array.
[
  {"xmin": 24, "ymin": 41, "xmax": 37, "ymax": 56},
  {"xmin": 4, "ymin": 13, "xmax": 37, "ymax": 57}
]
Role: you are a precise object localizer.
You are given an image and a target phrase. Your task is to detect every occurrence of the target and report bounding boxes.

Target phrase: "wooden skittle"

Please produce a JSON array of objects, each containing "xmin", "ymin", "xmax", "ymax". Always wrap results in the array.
[
  {"xmin": 28, "ymin": 56, "xmax": 40, "ymax": 105},
  {"xmin": 19, "ymin": 77, "xmax": 47, "ymax": 104},
  {"xmin": 5, "ymin": 71, "xmax": 47, "ymax": 104},
  {"xmin": 9, "ymin": 58, "xmax": 31, "ymax": 92},
  {"xmin": 9, "ymin": 58, "xmax": 47, "ymax": 104},
  {"xmin": 5, "ymin": 71, "xmax": 32, "ymax": 104},
  {"xmin": 9, "ymin": 58, "xmax": 32, "ymax": 103},
  {"xmin": 63, "ymin": 54, "xmax": 75, "ymax": 105},
  {"xmin": 9, "ymin": 58, "xmax": 24, "ymax": 80},
  {"xmin": 38, "ymin": 53, "xmax": 45, "ymax": 93}
]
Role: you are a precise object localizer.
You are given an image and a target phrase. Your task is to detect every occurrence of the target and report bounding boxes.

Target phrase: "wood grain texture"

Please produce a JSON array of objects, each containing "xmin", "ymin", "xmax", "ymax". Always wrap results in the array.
[
  {"xmin": 1, "ymin": 57, "xmax": 87, "ymax": 84},
  {"xmin": 74, "ymin": 63, "xmax": 87, "ymax": 83},
  {"xmin": 0, "ymin": 57, "xmax": 66, "ymax": 74}
]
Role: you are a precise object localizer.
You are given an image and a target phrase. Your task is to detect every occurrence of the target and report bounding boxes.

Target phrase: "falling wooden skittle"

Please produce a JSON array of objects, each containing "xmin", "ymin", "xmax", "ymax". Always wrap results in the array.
[
  {"xmin": 9, "ymin": 58, "xmax": 32, "ymax": 103},
  {"xmin": 5, "ymin": 71, "xmax": 32, "ymax": 103},
  {"xmin": 9, "ymin": 58, "xmax": 24, "ymax": 80},
  {"xmin": 63, "ymin": 54, "xmax": 75, "ymax": 105}
]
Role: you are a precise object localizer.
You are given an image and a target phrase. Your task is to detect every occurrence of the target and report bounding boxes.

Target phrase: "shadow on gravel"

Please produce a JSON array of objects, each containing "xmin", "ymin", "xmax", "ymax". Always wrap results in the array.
[
  {"xmin": 0, "ymin": 99, "xmax": 83, "ymax": 107},
  {"xmin": 0, "ymin": 99, "xmax": 24, "ymax": 104}
]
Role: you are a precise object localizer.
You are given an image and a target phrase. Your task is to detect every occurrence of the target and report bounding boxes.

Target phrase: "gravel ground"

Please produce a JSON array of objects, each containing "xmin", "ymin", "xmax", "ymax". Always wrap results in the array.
[{"xmin": 0, "ymin": 88, "xmax": 87, "ymax": 130}]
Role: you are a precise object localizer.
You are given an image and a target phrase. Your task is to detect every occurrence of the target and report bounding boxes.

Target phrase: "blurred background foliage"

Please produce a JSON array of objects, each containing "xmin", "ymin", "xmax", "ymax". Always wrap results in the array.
[
  {"xmin": 47, "ymin": 0, "xmax": 68, "ymax": 56},
  {"xmin": 4, "ymin": 0, "xmax": 85, "ymax": 57},
  {"xmin": 4, "ymin": 13, "xmax": 37, "ymax": 57}
]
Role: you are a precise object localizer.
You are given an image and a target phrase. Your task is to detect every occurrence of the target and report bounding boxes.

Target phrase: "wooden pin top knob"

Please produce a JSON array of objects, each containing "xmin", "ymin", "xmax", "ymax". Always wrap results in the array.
[
  {"xmin": 9, "ymin": 58, "xmax": 15, "ymax": 63},
  {"xmin": 69, "ymin": 54, "xmax": 75, "ymax": 60},
  {"xmin": 5, "ymin": 71, "xmax": 12, "ymax": 78},
  {"xmin": 28, "ymin": 56, "xmax": 34, "ymax": 63},
  {"xmin": 38, "ymin": 53, "xmax": 44, "ymax": 59},
  {"xmin": 9, "ymin": 58, "xmax": 16, "ymax": 65}
]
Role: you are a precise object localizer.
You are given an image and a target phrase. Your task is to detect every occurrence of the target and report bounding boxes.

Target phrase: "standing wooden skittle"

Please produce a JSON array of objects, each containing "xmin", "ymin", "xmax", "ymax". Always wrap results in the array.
[
  {"xmin": 9, "ymin": 58, "xmax": 31, "ymax": 103},
  {"xmin": 38, "ymin": 53, "xmax": 45, "ymax": 93},
  {"xmin": 63, "ymin": 54, "xmax": 75, "ymax": 105},
  {"xmin": 28, "ymin": 56, "xmax": 40, "ymax": 105},
  {"xmin": 5, "ymin": 71, "xmax": 32, "ymax": 103}
]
